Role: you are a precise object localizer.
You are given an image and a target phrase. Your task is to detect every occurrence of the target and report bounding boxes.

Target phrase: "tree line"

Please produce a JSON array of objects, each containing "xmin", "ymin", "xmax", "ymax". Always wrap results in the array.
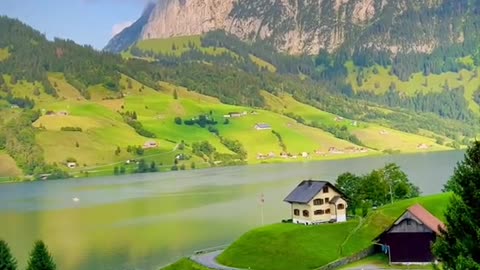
[
  {"xmin": 335, "ymin": 163, "xmax": 420, "ymax": 216},
  {"xmin": 0, "ymin": 239, "xmax": 56, "ymax": 270}
]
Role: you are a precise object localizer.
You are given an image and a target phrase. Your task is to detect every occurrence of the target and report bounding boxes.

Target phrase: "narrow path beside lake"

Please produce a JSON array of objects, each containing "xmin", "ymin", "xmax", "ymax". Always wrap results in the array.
[{"xmin": 191, "ymin": 250, "xmax": 243, "ymax": 270}]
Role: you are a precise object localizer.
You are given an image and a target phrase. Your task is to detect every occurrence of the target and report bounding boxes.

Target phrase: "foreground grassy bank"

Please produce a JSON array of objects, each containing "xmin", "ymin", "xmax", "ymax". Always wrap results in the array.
[
  {"xmin": 162, "ymin": 258, "xmax": 211, "ymax": 270},
  {"xmin": 214, "ymin": 193, "xmax": 449, "ymax": 270}
]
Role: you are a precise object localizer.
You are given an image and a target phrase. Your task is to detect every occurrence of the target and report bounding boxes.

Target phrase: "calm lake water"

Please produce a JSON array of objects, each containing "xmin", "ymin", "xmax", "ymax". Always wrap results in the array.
[{"xmin": 0, "ymin": 151, "xmax": 464, "ymax": 270}]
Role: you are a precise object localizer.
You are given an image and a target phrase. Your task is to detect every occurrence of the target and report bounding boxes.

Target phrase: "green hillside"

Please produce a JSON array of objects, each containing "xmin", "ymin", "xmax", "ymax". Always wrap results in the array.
[
  {"xmin": 262, "ymin": 91, "xmax": 450, "ymax": 153},
  {"xmin": 127, "ymin": 35, "xmax": 237, "ymax": 58},
  {"xmin": 0, "ymin": 16, "xmax": 475, "ymax": 179},
  {"xmin": 346, "ymin": 62, "xmax": 480, "ymax": 115},
  {"xmin": 217, "ymin": 193, "xmax": 450, "ymax": 270}
]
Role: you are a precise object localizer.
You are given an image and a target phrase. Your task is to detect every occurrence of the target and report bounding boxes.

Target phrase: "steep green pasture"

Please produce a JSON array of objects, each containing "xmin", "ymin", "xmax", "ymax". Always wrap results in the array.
[
  {"xmin": 346, "ymin": 62, "xmax": 480, "ymax": 115},
  {"xmin": 48, "ymin": 73, "xmax": 85, "ymax": 101},
  {"xmin": 121, "ymin": 79, "xmax": 364, "ymax": 162},
  {"xmin": 135, "ymin": 36, "xmax": 234, "ymax": 57},
  {"xmin": 261, "ymin": 91, "xmax": 449, "ymax": 153},
  {"xmin": 4, "ymin": 75, "xmax": 57, "ymax": 105},
  {"xmin": 218, "ymin": 193, "xmax": 450, "ymax": 270},
  {"xmin": 33, "ymin": 100, "xmax": 175, "ymax": 167}
]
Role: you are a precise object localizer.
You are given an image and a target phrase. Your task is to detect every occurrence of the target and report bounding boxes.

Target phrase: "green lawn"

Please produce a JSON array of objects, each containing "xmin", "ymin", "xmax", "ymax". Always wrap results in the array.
[
  {"xmin": 161, "ymin": 258, "xmax": 212, "ymax": 270},
  {"xmin": 217, "ymin": 193, "xmax": 451, "ymax": 270}
]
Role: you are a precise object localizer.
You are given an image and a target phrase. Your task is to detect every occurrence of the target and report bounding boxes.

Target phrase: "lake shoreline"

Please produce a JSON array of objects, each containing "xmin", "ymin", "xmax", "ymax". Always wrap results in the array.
[
  {"xmin": 0, "ymin": 150, "xmax": 464, "ymax": 270},
  {"xmin": 0, "ymin": 148, "xmax": 461, "ymax": 184}
]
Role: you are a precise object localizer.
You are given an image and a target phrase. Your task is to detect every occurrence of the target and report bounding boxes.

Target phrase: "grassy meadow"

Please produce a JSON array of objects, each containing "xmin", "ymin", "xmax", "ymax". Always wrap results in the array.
[
  {"xmin": 261, "ymin": 91, "xmax": 449, "ymax": 153},
  {"xmin": 134, "ymin": 35, "xmax": 235, "ymax": 57},
  {"xmin": 346, "ymin": 62, "xmax": 480, "ymax": 115},
  {"xmin": 217, "ymin": 193, "xmax": 450, "ymax": 270},
  {"xmin": 162, "ymin": 258, "xmax": 211, "ymax": 270},
  {"xmin": 0, "ymin": 63, "xmax": 461, "ymax": 178}
]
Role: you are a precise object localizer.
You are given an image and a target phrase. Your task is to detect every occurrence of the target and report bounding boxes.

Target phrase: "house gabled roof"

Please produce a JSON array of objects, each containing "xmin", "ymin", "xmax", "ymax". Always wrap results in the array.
[
  {"xmin": 407, "ymin": 204, "xmax": 445, "ymax": 234},
  {"xmin": 375, "ymin": 204, "xmax": 445, "ymax": 241},
  {"xmin": 329, "ymin": 195, "xmax": 343, "ymax": 204},
  {"xmin": 283, "ymin": 180, "xmax": 346, "ymax": 204}
]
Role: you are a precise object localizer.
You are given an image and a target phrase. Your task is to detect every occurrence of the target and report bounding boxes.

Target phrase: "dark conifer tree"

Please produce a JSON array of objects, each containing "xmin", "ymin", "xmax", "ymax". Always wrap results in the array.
[
  {"xmin": 433, "ymin": 141, "xmax": 480, "ymax": 269},
  {"xmin": 0, "ymin": 240, "xmax": 16, "ymax": 270},
  {"xmin": 26, "ymin": 241, "xmax": 56, "ymax": 270}
]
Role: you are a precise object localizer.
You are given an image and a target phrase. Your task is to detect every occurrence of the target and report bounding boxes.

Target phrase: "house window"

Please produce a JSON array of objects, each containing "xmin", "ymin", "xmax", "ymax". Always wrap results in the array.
[
  {"xmin": 406, "ymin": 219, "xmax": 412, "ymax": 225},
  {"xmin": 303, "ymin": 210, "xmax": 309, "ymax": 217},
  {"xmin": 313, "ymin": 199, "xmax": 324, "ymax": 205},
  {"xmin": 323, "ymin": 186, "xmax": 329, "ymax": 193},
  {"xmin": 294, "ymin": 209, "xmax": 300, "ymax": 216},
  {"xmin": 314, "ymin": 210, "xmax": 324, "ymax": 215},
  {"xmin": 325, "ymin": 197, "xmax": 330, "ymax": 203},
  {"xmin": 325, "ymin": 209, "xmax": 331, "ymax": 214},
  {"xmin": 338, "ymin": 204, "xmax": 345, "ymax": 210}
]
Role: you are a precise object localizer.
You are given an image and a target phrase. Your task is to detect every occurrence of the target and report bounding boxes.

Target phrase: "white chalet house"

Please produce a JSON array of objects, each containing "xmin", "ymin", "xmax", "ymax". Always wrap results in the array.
[{"xmin": 284, "ymin": 180, "xmax": 348, "ymax": 225}]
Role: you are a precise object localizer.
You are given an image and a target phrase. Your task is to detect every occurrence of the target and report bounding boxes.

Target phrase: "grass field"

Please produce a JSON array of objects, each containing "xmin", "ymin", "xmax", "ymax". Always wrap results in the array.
[
  {"xmin": 121, "ymin": 79, "xmax": 367, "ymax": 163},
  {"xmin": 217, "ymin": 193, "xmax": 450, "ymax": 270},
  {"xmin": 0, "ymin": 66, "xmax": 462, "ymax": 177},
  {"xmin": 131, "ymin": 37, "xmax": 280, "ymax": 73},
  {"xmin": 134, "ymin": 36, "xmax": 234, "ymax": 57},
  {"xmin": 261, "ymin": 91, "xmax": 449, "ymax": 153},
  {"xmin": 346, "ymin": 61, "xmax": 480, "ymax": 115},
  {"xmin": 162, "ymin": 258, "xmax": 211, "ymax": 270}
]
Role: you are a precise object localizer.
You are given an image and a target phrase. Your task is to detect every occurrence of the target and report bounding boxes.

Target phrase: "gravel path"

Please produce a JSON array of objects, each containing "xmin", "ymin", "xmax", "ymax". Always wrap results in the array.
[{"xmin": 190, "ymin": 250, "xmax": 244, "ymax": 270}]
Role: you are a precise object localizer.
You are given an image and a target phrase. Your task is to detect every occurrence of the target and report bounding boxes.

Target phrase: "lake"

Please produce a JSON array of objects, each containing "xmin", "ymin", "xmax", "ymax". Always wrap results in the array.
[{"xmin": 0, "ymin": 151, "xmax": 464, "ymax": 270}]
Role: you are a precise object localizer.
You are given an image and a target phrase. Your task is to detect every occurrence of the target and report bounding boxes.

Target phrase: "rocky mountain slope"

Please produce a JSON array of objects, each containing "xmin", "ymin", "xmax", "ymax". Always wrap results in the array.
[{"xmin": 105, "ymin": 0, "xmax": 479, "ymax": 55}]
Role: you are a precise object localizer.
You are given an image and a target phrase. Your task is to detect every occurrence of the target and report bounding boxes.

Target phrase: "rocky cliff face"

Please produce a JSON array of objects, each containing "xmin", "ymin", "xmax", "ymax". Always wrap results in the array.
[{"xmin": 105, "ymin": 0, "xmax": 474, "ymax": 56}]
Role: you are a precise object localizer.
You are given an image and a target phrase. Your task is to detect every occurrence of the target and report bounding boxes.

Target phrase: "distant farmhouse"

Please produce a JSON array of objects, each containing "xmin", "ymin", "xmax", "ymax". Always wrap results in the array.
[
  {"xmin": 224, "ymin": 111, "xmax": 247, "ymax": 118},
  {"xmin": 375, "ymin": 204, "xmax": 445, "ymax": 264},
  {"xmin": 67, "ymin": 162, "xmax": 77, "ymax": 169},
  {"xmin": 284, "ymin": 180, "xmax": 348, "ymax": 225},
  {"xmin": 143, "ymin": 140, "xmax": 158, "ymax": 149},
  {"xmin": 254, "ymin": 123, "xmax": 272, "ymax": 130}
]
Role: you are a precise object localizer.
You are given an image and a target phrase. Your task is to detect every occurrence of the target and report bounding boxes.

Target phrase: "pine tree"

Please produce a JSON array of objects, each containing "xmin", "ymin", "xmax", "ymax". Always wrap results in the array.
[
  {"xmin": 432, "ymin": 141, "xmax": 480, "ymax": 269},
  {"xmin": 26, "ymin": 241, "xmax": 56, "ymax": 270},
  {"xmin": 0, "ymin": 240, "xmax": 17, "ymax": 270}
]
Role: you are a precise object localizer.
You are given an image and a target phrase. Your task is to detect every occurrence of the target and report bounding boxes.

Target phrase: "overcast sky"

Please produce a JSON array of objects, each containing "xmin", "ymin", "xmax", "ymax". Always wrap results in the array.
[{"xmin": 1, "ymin": 0, "xmax": 152, "ymax": 49}]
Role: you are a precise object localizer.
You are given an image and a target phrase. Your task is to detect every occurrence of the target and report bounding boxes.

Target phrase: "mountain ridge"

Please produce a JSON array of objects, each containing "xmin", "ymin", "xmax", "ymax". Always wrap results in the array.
[
  {"xmin": 105, "ymin": 0, "xmax": 480, "ymax": 57},
  {"xmin": 0, "ymin": 16, "xmax": 467, "ymax": 180}
]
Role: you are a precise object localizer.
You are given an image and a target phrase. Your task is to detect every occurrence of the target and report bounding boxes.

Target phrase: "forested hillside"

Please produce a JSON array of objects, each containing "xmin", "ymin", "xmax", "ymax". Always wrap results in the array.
[{"xmin": 0, "ymin": 16, "xmax": 476, "ymax": 180}]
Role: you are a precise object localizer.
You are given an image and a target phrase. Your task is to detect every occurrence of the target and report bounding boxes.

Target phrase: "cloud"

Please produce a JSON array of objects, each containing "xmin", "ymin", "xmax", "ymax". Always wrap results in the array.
[{"xmin": 112, "ymin": 21, "xmax": 133, "ymax": 36}]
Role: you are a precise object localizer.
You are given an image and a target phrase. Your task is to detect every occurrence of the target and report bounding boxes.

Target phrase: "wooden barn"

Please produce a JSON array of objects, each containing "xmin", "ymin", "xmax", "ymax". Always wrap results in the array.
[{"xmin": 375, "ymin": 204, "xmax": 445, "ymax": 264}]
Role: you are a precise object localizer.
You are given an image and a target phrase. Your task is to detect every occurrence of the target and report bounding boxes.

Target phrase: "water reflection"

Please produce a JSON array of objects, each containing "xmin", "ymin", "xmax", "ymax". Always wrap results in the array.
[{"xmin": 0, "ymin": 151, "xmax": 464, "ymax": 270}]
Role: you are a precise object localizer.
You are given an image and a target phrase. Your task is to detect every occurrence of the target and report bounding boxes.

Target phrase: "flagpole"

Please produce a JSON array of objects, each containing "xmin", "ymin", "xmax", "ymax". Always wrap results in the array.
[{"xmin": 260, "ymin": 193, "xmax": 264, "ymax": 226}]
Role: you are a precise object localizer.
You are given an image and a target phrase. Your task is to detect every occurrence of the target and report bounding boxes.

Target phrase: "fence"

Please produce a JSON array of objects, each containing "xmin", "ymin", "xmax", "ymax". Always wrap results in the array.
[
  {"xmin": 314, "ymin": 246, "xmax": 376, "ymax": 270},
  {"xmin": 193, "ymin": 244, "xmax": 230, "ymax": 255}
]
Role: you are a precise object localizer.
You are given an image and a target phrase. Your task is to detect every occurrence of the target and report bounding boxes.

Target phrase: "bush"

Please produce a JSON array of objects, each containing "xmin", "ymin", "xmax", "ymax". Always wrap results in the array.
[
  {"xmin": 174, "ymin": 117, "xmax": 182, "ymax": 125},
  {"xmin": 60, "ymin": 127, "xmax": 82, "ymax": 132}
]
